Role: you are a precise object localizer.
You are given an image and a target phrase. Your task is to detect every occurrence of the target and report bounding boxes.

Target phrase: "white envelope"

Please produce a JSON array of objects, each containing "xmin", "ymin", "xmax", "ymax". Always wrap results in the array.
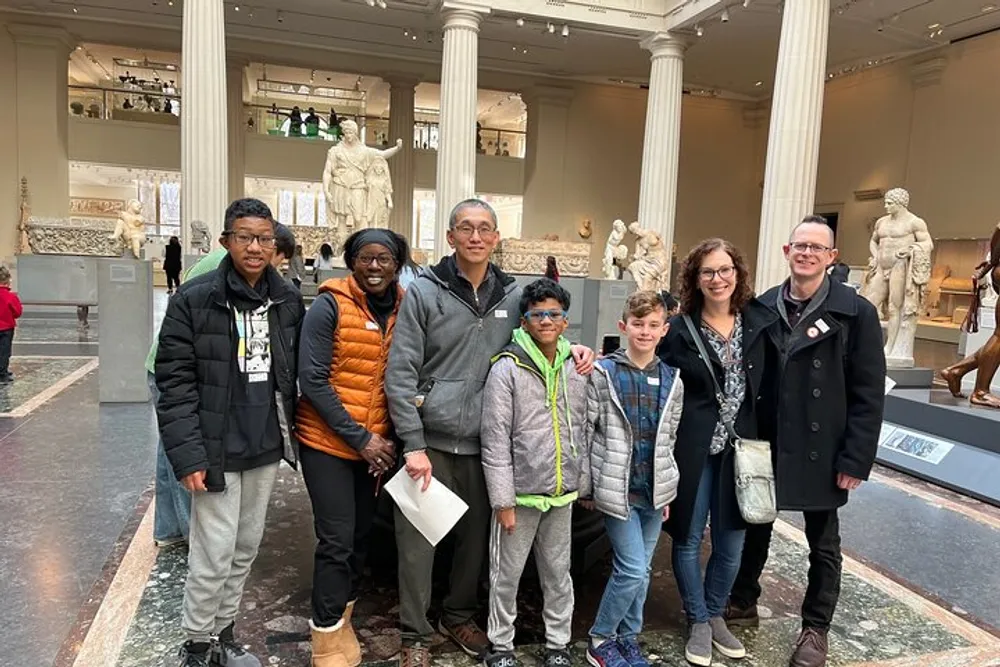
[{"xmin": 385, "ymin": 469, "xmax": 469, "ymax": 547}]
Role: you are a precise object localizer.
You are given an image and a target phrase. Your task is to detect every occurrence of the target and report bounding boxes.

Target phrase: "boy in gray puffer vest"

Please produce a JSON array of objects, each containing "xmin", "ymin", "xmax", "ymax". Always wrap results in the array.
[{"xmin": 481, "ymin": 279, "xmax": 591, "ymax": 667}]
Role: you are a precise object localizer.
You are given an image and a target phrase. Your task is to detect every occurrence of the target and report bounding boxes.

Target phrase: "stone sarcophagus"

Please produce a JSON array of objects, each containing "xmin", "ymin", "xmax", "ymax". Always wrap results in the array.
[{"xmin": 492, "ymin": 238, "xmax": 591, "ymax": 277}]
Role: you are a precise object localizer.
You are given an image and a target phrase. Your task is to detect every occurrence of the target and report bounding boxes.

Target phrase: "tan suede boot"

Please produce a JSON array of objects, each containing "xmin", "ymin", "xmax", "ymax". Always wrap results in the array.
[
  {"xmin": 342, "ymin": 600, "xmax": 362, "ymax": 667},
  {"xmin": 311, "ymin": 619, "xmax": 349, "ymax": 667}
]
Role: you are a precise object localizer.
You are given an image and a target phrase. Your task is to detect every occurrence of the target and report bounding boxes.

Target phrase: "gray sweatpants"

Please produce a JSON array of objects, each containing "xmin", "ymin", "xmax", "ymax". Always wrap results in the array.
[
  {"xmin": 487, "ymin": 504, "xmax": 574, "ymax": 652},
  {"xmin": 182, "ymin": 462, "xmax": 280, "ymax": 643}
]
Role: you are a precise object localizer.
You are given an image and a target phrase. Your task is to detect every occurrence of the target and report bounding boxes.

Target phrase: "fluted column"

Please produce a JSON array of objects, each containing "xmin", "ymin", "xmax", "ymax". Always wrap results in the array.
[
  {"xmin": 636, "ymin": 32, "xmax": 687, "ymax": 274},
  {"xmin": 754, "ymin": 0, "xmax": 831, "ymax": 291},
  {"xmin": 181, "ymin": 0, "xmax": 228, "ymax": 248},
  {"xmin": 226, "ymin": 59, "xmax": 246, "ymax": 203},
  {"xmin": 386, "ymin": 74, "xmax": 418, "ymax": 239},
  {"xmin": 434, "ymin": 2, "xmax": 489, "ymax": 261}
]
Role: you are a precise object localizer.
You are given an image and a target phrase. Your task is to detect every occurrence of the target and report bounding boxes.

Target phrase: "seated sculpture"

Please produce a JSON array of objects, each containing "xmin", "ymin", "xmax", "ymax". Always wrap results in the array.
[
  {"xmin": 109, "ymin": 199, "xmax": 147, "ymax": 259},
  {"xmin": 627, "ymin": 222, "xmax": 670, "ymax": 292}
]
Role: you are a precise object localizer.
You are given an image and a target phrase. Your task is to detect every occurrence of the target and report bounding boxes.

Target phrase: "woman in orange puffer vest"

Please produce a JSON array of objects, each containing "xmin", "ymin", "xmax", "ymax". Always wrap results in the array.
[{"xmin": 297, "ymin": 229, "xmax": 413, "ymax": 667}]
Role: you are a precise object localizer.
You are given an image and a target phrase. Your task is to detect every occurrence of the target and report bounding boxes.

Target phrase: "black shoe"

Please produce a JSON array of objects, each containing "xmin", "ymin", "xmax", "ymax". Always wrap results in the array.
[
  {"xmin": 175, "ymin": 641, "xmax": 211, "ymax": 667},
  {"xmin": 484, "ymin": 650, "xmax": 519, "ymax": 667},
  {"xmin": 0, "ymin": 373, "xmax": 13, "ymax": 383},
  {"xmin": 544, "ymin": 649, "xmax": 572, "ymax": 667},
  {"xmin": 210, "ymin": 623, "xmax": 261, "ymax": 667}
]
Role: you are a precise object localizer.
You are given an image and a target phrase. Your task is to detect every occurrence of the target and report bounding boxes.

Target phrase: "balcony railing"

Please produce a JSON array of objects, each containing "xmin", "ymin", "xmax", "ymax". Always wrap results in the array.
[{"xmin": 68, "ymin": 86, "xmax": 526, "ymax": 157}]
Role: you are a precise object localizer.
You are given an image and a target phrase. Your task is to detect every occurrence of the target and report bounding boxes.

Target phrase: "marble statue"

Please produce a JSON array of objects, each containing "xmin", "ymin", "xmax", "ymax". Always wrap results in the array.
[
  {"xmin": 322, "ymin": 119, "xmax": 402, "ymax": 250},
  {"xmin": 109, "ymin": 199, "xmax": 147, "ymax": 259},
  {"xmin": 860, "ymin": 188, "xmax": 933, "ymax": 368},
  {"xmin": 941, "ymin": 224, "xmax": 1000, "ymax": 408},
  {"xmin": 364, "ymin": 155, "xmax": 393, "ymax": 229},
  {"xmin": 602, "ymin": 219, "xmax": 628, "ymax": 279},
  {"xmin": 627, "ymin": 222, "xmax": 671, "ymax": 292},
  {"xmin": 190, "ymin": 220, "xmax": 212, "ymax": 254}
]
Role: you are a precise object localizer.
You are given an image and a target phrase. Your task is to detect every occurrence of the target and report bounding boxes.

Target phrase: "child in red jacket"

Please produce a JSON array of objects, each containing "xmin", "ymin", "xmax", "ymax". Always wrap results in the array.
[{"xmin": 0, "ymin": 266, "xmax": 23, "ymax": 382}]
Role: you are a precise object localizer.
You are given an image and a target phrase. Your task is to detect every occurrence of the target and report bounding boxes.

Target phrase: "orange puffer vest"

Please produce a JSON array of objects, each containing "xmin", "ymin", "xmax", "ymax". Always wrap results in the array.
[{"xmin": 296, "ymin": 276, "xmax": 402, "ymax": 461}]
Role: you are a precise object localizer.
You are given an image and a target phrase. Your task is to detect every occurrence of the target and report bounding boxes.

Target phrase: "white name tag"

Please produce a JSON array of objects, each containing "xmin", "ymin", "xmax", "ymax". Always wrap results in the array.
[
  {"xmin": 647, "ymin": 376, "xmax": 660, "ymax": 386},
  {"xmin": 248, "ymin": 372, "xmax": 268, "ymax": 384},
  {"xmin": 494, "ymin": 310, "xmax": 508, "ymax": 319},
  {"xmin": 365, "ymin": 321, "xmax": 379, "ymax": 330},
  {"xmin": 815, "ymin": 318, "xmax": 830, "ymax": 333}
]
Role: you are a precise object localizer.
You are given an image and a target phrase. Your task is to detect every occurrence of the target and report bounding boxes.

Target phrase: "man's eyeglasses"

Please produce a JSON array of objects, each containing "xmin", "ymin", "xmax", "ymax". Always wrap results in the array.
[
  {"xmin": 789, "ymin": 242, "xmax": 832, "ymax": 254},
  {"xmin": 698, "ymin": 265, "xmax": 735, "ymax": 282},
  {"xmin": 356, "ymin": 253, "xmax": 396, "ymax": 267},
  {"xmin": 452, "ymin": 225, "xmax": 497, "ymax": 239},
  {"xmin": 524, "ymin": 309, "xmax": 567, "ymax": 323},
  {"xmin": 224, "ymin": 231, "xmax": 277, "ymax": 248}
]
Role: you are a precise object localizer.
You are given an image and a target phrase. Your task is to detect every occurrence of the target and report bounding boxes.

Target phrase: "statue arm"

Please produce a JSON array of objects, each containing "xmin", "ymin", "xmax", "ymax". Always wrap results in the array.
[
  {"xmin": 322, "ymin": 150, "xmax": 336, "ymax": 200},
  {"xmin": 912, "ymin": 219, "xmax": 933, "ymax": 252},
  {"xmin": 375, "ymin": 139, "xmax": 404, "ymax": 160}
]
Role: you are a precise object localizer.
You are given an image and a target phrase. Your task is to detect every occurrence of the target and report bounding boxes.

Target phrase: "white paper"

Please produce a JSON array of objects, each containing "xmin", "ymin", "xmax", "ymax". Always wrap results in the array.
[
  {"xmin": 385, "ymin": 470, "xmax": 469, "ymax": 546},
  {"xmin": 884, "ymin": 376, "xmax": 897, "ymax": 395}
]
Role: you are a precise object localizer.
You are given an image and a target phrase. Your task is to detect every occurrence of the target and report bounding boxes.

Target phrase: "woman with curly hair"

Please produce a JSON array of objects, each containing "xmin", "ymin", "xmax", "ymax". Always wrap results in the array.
[{"xmin": 657, "ymin": 238, "xmax": 776, "ymax": 666}]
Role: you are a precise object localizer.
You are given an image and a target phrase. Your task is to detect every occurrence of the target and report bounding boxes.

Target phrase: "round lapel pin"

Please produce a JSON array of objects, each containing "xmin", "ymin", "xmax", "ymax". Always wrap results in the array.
[{"xmin": 807, "ymin": 326, "xmax": 819, "ymax": 339}]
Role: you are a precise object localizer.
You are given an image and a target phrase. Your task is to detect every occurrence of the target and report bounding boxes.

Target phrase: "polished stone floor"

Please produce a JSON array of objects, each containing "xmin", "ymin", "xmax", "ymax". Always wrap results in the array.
[{"xmin": 2, "ymin": 306, "xmax": 999, "ymax": 667}]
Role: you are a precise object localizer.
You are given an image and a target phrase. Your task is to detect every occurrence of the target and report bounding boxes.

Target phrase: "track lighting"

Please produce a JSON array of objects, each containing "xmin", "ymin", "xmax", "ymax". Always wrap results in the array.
[
  {"xmin": 695, "ymin": 24, "xmax": 704, "ymax": 36},
  {"xmin": 276, "ymin": 9, "xmax": 283, "ymax": 22},
  {"xmin": 561, "ymin": 24, "xmax": 569, "ymax": 37},
  {"xmin": 72, "ymin": 4, "xmax": 79, "ymax": 12},
  {"xmin": 721, "ymin": 8, "xmax": 730, "ymax": 22},
  {"xmin": 516, "ymin": 17, "xmax": 524, "ymax": 27},
  {"xmin": 743, "ymin": 0, "xmax": 751, "ymax": 6},
  {"xmin": 547, "ymin": 22, "xmax": 556, "ymax": 34}
]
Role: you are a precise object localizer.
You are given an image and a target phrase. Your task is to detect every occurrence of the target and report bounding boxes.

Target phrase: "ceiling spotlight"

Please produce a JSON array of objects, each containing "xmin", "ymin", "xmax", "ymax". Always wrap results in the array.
[
  {"xmin": 365, "ymin": 0, "xmax": 375, "ymax": 5},
  {"xmin": 412, "ymin": 34, "xmax": 417, "ymax": 40},
  {"xmin": 376, "ymin": 0, "xmax": 386, "ymax": 7},
  {"xmin": 984, "ymin": 4, "xmax": 998, "ymax": 12},
  {"xmin": 754, "ymin": 80, "xmax": 763, "ymax": 87},
  {"xmin": 743, "ymin": 0, "xmax": 751, "ymax": 6},
  {"xmin": 927, "ymin": 23, "xmax": 940, "ymax": 29},
  {"xmin": 276, "ymin": 9, "xmax": 283, "ymax": 22},
  {"xmin": 721, "ymin": 8, "xmax": 730, "ymax": 22},
  {"xmin": 512, "ymin": 45, "xmax": 517, "ymax": 51},
  {"xmin": 403, "ymin": 28, "xmax": 409, "ymax": 36},
  {"xmin": 695, "ymin": 24, "xmax": 704, "ymax": 37},
  {"xmin": 234, "ymin": 4, "xmax": 239, "ymax": 11},
  {"xmin": 561, "ymin": 24, "xmax": 569, "ymax": 37},
  {"xmin": 936, "ymin": 28, "xmax": 944, "ymax": 36},
  {"xmin": 522, "ymin": 48, "xmax": 528, "ymax": 54},
  {"xmin": 72, "ymin": 4, "xmax": 78, "ymax": 11},
  {"xmin": 516, "ymin": 17, "xmax": 524, "ymax": 27},
  {"xmin": 168, "ymin": 0, "xmax": 173, "ymax": 5},
  {"xmin": 546, "ymin": 22, "xmax": 555, "ymax": 34}
]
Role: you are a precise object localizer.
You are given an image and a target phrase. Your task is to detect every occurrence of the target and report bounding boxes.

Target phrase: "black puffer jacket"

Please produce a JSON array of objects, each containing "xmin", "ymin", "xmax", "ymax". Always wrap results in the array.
[{"xmin": 155, "ymin": 256, "xmax": 305, "ymax": 492}]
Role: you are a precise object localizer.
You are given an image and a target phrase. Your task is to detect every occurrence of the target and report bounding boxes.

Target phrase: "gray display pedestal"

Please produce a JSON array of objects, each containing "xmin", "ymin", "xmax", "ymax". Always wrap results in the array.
[
  {"xmin": 956, "ymin": 305, "xmax": 1000, "ymax": 394},
  {"xmin": 580, "ymin": 278, "xmax": 636, "ymax": 352},
  {"xmin": 886, "ymin": 367, "xmax": 934, "ymax": 388},
  {"xmin": 98, "ymin": 259, "xmax": 153, "ymax": 403},
  {"xmin": 16, "ymin": 254, "xmax": 99, "ymax": 304},
  {"xmin": 881, "ymin": 387, "xmax": 1000, "ymax": 506}
]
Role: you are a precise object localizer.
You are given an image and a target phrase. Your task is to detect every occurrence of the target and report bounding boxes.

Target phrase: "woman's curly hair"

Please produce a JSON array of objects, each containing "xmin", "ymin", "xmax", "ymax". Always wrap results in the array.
[{"xmin": 678, "ymin": 238, "xmax": 754, "ymax": 315}]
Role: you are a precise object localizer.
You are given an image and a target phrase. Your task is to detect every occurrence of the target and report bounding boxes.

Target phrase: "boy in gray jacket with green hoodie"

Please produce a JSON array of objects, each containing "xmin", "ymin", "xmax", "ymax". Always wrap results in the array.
[{"xmin": 481, "ymin": 279, "xmax": 592, "ymax": 667}]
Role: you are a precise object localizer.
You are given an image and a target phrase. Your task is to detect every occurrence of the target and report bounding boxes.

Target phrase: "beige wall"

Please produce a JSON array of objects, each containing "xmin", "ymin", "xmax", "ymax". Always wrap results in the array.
[
  {"xmin": 816, "ymin": 31, "xmax": 1000, "ymax": 265},
  {"xmin": 70, "ymin": 117, "xmax": 182, "ymax": 170},
  {"xmin": 0, "ymin": 28, "xmax": 17, "ymax": 262}
]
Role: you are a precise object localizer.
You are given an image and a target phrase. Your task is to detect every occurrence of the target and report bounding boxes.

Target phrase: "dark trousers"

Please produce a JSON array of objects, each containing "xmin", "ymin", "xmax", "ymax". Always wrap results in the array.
[
  {"xmin": 166, "ymin": 269, "xmax": 181, "ymax": 291},
  {"xmin": 0, "ymin": 329, "xmax": 13, "ymax": 376},
  {"xmin": 300, "ymin": 445, "xmax": 378, "ymax": 628},
  {"xmin": 396, "ymin": 449, "xmax": 491, "ymax": 642},
  {"xmin": 730, "ymin": 509, "xmax": 842, "ymax": 630}
]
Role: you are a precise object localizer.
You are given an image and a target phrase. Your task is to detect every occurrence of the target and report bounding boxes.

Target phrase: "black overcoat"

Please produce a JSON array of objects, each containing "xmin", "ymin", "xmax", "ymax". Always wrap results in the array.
[
  {"xmin": 658, "ymin": 299, "xmax": 778, "ymax": 542},
  {"xmin": 757, "ymin": 279, "xmax": 886, "ymax": 511}
]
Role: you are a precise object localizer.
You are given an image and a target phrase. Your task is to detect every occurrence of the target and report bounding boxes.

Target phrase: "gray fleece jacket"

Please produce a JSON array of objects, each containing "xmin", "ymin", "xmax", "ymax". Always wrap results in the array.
[
  {"xmin": 386, "ymin": 256, "xmax": 521, "ymax": 455},
  {"xmin": 480, "ymin": 342, "xmax": 592, "ymax": 510}
]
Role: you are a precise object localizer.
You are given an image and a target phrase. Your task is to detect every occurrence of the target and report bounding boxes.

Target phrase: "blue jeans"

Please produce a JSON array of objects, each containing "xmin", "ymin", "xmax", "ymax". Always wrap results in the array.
[
  {"xmin": 149, "ymin": 373, "xmax": 191, "ymax": 541},
  {"xmin": 671, "ymin": 454, "xmax": 745, "ymax": 624},
  {"xmin": 589, "ymin": 505, "xmax": 662, "ymax": 639}
]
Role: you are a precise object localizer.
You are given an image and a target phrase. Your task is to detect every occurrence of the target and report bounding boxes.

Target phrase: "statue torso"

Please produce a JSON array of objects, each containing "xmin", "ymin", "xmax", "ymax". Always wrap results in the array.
[{"xmin": 874, "ymin": 212, "xmax": 922, "ymax": 268}]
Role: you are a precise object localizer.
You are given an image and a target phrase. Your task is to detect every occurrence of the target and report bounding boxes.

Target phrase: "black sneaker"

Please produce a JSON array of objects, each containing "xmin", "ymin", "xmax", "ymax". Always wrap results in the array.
[
  {"xmin": 484, "ymin": 650, "xmax": 519, "ymax": 667},
  {"xmin": 544, "ymin": 648, "xmax": 572, "ymax": 667},
  {"xmin": 210, "ymin": 623, "xmax": 261, "ymax": 667},
  {"xmin": 175, "ymin": 641, "xmax": 211, "ymax": 667}
]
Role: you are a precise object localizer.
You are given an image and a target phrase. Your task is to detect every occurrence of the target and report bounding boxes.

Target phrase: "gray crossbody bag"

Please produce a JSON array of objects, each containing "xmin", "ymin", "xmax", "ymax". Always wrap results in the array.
[{"xmin": 683, "ymin": 315, "xmax": 778, "ymax": 524}]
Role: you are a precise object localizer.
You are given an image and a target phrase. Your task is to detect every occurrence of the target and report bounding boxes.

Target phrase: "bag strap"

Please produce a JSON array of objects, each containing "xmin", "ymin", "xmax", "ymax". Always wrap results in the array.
[{"xmin": 682, "ymin": 314, "xmax": 739, "ymax": 441}]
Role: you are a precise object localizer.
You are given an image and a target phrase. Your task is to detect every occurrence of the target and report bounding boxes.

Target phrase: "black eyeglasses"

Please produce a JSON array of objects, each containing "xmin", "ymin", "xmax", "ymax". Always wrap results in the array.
[
  {"xmin": 356, "ymin": 253, "xmax": 396, "ymax": 267},
  {"xmin": 698, "ymin": 265, "xmax": 735, "ymax": 281},
  {"xmin": 789, "ymin": 242, "xmax": 832, "ymax": 254},
  {"xmin": 223, "ymin": 231, "xmax": 277, "ymax": 248}
]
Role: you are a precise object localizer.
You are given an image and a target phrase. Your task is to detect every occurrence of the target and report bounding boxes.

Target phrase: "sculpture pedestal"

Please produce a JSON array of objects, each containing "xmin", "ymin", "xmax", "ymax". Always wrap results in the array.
[
  {"xmin": 98, "ymin": 259, "xmax": 153, "ymax": 403},
  {"xmin": 887, "ymin": 367, "xmax": 934, "ymax": 388},
  {"xmin": 493, "ymin": 239, "xmax": 591, "ymax": 277},
  {"xmin": 579, "ymin": 278, "xmax": 636, "ymax": 352}
]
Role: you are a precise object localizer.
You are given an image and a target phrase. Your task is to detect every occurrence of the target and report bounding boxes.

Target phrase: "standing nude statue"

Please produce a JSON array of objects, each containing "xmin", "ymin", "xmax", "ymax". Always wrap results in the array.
[
  {"xmin": 860, "ymin": 188, "xmax": 934, "ymax": 367},
  {"xmin": 321, "ymin": 119, "xmax": 401, "ymax": 251},
  {"xmin": 941, "ymin": 223, "xmax": 1000, "ymax": 408},
  {"xmin": 602, "ymin": 219, "xmax": 628, "ymax": 279},
  {"xmin": 109, "ymin": 199, "xmax": 148, "ymax": 259},
  {"xmin": 627, "ymin": 222, "xmax": 671, "ymax": 292}
]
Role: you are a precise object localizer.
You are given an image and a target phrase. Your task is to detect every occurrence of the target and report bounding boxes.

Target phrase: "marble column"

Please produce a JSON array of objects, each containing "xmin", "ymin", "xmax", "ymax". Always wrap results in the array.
[
  {"xmin": 522, "ymin": 85, "xmax": 574, "ymax": 238},
  {"xmin": 226, "ymin": 60, "xmax": 246, "ymax": 204},
  {"xmin": 434, "ymin": 2, "xmax": 489, "ymax": 261},
  {"xmin": 8, "ymin": 25, "xmax": 75, "ymax": 228},
  {"xmin": 181, "ymin": 0, "xmax": 228, "ymax": 247},
  {"xmin": 636, "ymin": 32, "xmax": 687, "ymax": 276},
  {"xmin": 754, "ymin": 0, "xmax": 831, "ymax": 292},
  {"xmin": 386, "ymin": 75, "xmax": 418, "ymax": 239}
]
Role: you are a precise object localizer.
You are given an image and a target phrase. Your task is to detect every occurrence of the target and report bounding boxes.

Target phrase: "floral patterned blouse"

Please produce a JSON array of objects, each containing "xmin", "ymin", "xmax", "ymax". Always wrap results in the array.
[{"xmin": 701, "ymin": 312, "xmax": 746, "ymax": 455}]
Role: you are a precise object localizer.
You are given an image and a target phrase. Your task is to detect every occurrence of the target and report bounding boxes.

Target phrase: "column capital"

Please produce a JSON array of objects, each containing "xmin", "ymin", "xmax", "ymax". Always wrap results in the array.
[
  {"xmin": 382, "ymin": 72, "xmax": 422, "ymax": 89},
  {"xmin": 521, "ymin": 84, "xmax": 575, "ymax": 109},
  {"xmin": 7, "ymin": 24, "xmax": 76, "ymax": 54},
  {"xmin": 441, "ymin": 1, "xmax": 490, "ymax": 30},
  {"xmin": 639, "ymin": 31, "xmax": 689, "ymax": 59},
  {"xmin": 226, "ymin": 54, "xmax": 251, "ymax": 71}
]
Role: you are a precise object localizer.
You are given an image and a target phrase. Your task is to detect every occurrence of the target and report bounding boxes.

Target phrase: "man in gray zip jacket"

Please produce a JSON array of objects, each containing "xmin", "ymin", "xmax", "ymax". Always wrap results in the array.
[{"xmin": 386, "ymin": 199, "xmax": 594, "ymax": 667}]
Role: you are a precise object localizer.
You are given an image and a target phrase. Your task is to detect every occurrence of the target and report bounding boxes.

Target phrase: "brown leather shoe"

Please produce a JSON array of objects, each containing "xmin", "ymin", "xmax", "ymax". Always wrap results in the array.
[
  {"xmin": 724, "ymin": 600, "xmax": 760, "ymax": 628},
  {"xmin": 789, "ymin": 627, "xmax": 829, "ymax": 667},
  {"xmin": 438, "ymin": 619, "xmax": 489, "ymax": 659},
  {"xmin": 399, "ymin": 642, "xmax": 430, "ymax": 667}
]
